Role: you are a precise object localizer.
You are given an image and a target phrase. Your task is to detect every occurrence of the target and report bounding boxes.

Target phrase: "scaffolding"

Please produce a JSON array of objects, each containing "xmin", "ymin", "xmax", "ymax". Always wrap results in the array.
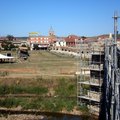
[
  {"xmin": 77, "ymin": 12, "xmax": 120, "ymax": 120},
  {"xmin": 99, "ymin": 12, "xmax": 120, "ymax": 120},
  {"xmin": 76, "ymin": 39, "xmax": 104, "ymax": 115}
]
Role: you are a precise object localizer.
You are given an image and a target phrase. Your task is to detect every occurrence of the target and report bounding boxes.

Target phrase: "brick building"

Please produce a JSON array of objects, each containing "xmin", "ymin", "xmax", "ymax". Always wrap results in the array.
[
  {"xmin": 65, "ymin": 35, "xmax": 80, "ymax": 47},
  {"xmin": 28, "ymin": 28, "xmax": 56, "ymax": 50}
]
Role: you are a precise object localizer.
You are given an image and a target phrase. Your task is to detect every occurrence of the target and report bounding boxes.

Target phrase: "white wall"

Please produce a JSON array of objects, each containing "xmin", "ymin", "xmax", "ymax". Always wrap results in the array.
[{"xmin": 56, "ymin": 41, "xmax": 66, "ymax": 47}]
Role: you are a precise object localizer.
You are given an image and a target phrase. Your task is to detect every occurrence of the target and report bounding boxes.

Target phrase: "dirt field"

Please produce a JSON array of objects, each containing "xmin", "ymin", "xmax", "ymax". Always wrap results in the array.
[{"xmin": 0, "ymin": 51, "xmax": 77, "ymax": 78}]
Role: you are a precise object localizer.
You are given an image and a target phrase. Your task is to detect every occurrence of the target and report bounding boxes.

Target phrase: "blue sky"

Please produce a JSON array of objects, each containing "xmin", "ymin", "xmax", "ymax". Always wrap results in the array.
[{"xmin": 0, "ymin": 0, "xmax": 120, "ymax": 37}]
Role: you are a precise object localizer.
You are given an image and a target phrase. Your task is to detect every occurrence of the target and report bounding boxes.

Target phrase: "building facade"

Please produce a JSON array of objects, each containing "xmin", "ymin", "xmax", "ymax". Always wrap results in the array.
[
  {"xmin": 27, "ymin": 28, "xmax": 56, "ymax": 50},
  {"xmin": 65, "ymin": 35, "xmax": 80, "ymax": 47},
  {"xmin": 77, "ymin": 41, "xmax": 104, "ymax": 115}
]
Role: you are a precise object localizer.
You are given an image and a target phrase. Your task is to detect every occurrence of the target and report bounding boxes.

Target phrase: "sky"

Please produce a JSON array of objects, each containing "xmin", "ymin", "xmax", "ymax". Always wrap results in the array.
[{"xmin": 0, "ymin": 0, "xmax": 120, "ymax": 37}]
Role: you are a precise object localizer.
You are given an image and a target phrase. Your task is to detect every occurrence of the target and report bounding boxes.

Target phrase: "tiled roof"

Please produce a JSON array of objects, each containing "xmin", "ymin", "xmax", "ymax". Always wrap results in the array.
[
  {"xmin": 82, "ymin": 37, "xmax": 97, "ymax": 43},
  {"xmin": 98, "ymin": 35, "xmax": 109, "ymax": 40},
  {"xmin": 65, "ymin": 35, "xmax": 80, "ymax": 42}
]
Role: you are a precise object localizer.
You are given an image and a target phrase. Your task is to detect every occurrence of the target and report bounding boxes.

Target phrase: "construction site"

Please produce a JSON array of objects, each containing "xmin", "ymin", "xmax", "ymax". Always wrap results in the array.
[
  {"xmin": 76, "ymin": 37, "xmax": 104, "ymax": 115},
  {"xmin": 77, "ymin": 13, "xmax": 120, "ymax": 120}
]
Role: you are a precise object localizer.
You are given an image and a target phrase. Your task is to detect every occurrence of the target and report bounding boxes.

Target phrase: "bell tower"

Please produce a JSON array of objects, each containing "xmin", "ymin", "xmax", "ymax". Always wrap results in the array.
[{"xmin": 49, "ymin": 26, "xmax": 55, "ymax": 36}]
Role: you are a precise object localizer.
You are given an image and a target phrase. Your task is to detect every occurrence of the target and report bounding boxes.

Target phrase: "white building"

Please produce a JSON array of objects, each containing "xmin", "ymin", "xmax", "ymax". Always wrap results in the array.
[{"xmin": 54, "ymin": 38, "xmax": 66, "ymax": 47}]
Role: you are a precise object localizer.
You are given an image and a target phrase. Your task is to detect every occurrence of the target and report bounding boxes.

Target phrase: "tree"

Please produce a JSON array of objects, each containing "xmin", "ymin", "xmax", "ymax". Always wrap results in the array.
[
  {"xmin": 6, "ymin": 35, "xmax": 15, "ymax": 41},
  {"xmin": 81, "ymin": 36, "xmax": 87, "ymax": 40},
  {"xmin": 1, "ymin": 41, "xmax": 16, "ymax": 50}
]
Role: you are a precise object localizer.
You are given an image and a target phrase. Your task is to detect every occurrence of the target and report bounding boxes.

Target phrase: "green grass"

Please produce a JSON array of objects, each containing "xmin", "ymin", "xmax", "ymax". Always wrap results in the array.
[
  {"xmin": 55, "ymin": 77, "xmax": 77, "ymax": 97},
  {"xmin": 0, "ymin": 77, "xmax": 77, "ymax": 112},
  {"xmin": 0, "ymin": 97, "xmax": 76, "ymax": 112},
  {"xmin": 0, "ymin": 51, "xmax": 78, "ymax": 113},
  {"xmin": 0, "ymin": 97, "xmax": 25, "ymax": 108},
  {"xmin": 0, "ymin": 85, "xmax": 48, "ymax": 95}
]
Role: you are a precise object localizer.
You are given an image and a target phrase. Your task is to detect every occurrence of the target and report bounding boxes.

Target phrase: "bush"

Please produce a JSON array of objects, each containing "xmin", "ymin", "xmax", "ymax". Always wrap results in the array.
[{"xmin": 1, "ymin": 41, "xmax": 16, "ymax": 50}]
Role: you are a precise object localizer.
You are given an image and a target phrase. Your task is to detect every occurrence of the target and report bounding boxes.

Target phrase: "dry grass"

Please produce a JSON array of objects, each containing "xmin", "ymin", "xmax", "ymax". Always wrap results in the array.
[{"xmin": 0, "ymin": 50, "xmax": 77, "ymax": 78}]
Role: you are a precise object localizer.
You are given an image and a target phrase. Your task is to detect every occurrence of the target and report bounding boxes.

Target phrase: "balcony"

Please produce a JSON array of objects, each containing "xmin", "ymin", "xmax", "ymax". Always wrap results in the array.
[
  {"xmin": 78, "ymin": 91, "xmax": 101, "ymax": 102},
  {"xmin": 90, "ymin": 64, "xmax": 103, "ymax": 71},
  {"xmin": 79, "ymin": 78, "xmax": 102, "ymax": 87}
]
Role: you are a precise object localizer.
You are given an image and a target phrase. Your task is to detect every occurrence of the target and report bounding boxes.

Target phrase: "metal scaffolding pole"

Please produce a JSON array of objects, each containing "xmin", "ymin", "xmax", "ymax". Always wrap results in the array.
[
  {"xmin": 113, "ymin": 12, "xmax": 120, "ymax": 120},
  {"xmin": 110, "ymin": 11, "xmax": 119, "ymax": 120},
  {"xmin": 99, "ymin": 12, "xmax": 120, "ymax": 120}
]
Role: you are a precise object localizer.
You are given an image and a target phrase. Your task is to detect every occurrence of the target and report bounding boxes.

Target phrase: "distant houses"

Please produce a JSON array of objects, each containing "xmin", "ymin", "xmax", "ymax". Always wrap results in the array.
[
  {"xmin": 27, "ymin": 34, "xmax": 81, "ymax": 50},
  {"xmin": 53, "ymin": 38, "xmax": 66, "ymax": 47},
  {"xmin": 1, "ymin": 30, "xmax": 120, "ymax": 52},
  {"xmin": 0, "ymin": 36, "xmax": 28, "ymax": 51},
  {"xmin": 27, "ymin": 28, "xmax": 56, "ymax": 50},
  {"xmin": 65, "ymin": 35, "xmax": 80, "ymax": 47},
  {"xmin": 28, "ymin": 36, "xmax": 50, "ymax": 50}
]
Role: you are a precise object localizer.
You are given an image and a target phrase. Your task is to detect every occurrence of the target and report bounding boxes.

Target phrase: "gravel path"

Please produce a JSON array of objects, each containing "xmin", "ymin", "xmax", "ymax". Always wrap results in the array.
[{"xmin": 0, "ymin": 114, "xmax": 46, "ymax": 120}]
